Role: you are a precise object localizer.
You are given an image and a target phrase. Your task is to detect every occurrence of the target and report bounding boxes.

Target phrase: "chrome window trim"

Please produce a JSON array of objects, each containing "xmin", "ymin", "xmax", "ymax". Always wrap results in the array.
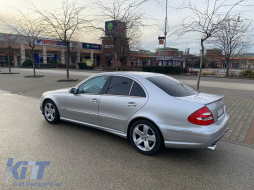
[
  {"xmin": 102, "ymin": 94, "xmax": 146, "ymax": 98},
  {"xmin": 73, "ymin": 93, "xmax": 102, "ymax": 96},
  {"xmin": 129, "ymin": 81, "xmax": 134, "ymax": 96}
]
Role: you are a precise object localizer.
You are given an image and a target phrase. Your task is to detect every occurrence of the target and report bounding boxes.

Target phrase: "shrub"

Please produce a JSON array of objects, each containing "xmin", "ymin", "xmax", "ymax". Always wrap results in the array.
[
  {"xmin": 112, "ymin": 66, "xmax": 122, "ymax": 71},
  {"xmin": 77, "ymin": 62, "xmax": 94, "ymax": 70},
  {"xmin": 57, "ymin": 63, "xmax": 65, "ymax": 68},
  {"xmin": 48, "ymin": 60, "xmax": 58, "ymax": 64},
  {"xmin": 57, "ymin": 64, "xmax": 76, "ymax": 69},
  {"xmin": 142, "ymin": 66, "xmax": 182, "ymax": 74},
  {"xmin": 22, "ymin": 59, "xmax": 33, "ymax": 67},
  {"xmin": 77, "ymin": 62, "xmax": 87, "ymax": 69},
  {"xmin": 242, "ymin": 70, "xmax": 254, "ymax": 78},
  {"xmin": 174, "ymin": 66, "xmax": 182, "ymax": 74}
]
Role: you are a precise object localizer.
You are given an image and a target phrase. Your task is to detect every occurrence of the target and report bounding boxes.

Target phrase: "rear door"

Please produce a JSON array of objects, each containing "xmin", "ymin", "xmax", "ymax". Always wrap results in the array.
[{"xmin": 99, "ymin": 76, "xmax": 148, "ymax": 132}]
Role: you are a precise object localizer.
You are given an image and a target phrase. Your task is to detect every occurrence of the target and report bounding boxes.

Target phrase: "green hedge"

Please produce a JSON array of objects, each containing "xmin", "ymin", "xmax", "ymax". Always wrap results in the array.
[
  {"xmin": 22, "ymin": 59, "xmax": 33, "ymax": 67},
  {"xmin": 57, "ymin": 64, "xmax": 76, "ymax": 69},
  {"xmin": 78, "ymin": 62, "xmax": 94, "ymax": 70},
  {"xmin": 48, "ymin": 60, "xmax": 58, "ymax": 64},
  {"xmin": 242, "ymin": 70, "xmax": 254, "ymax": 78},
  {"xmin": 142, "ymin": 66, "xmax": 182, "ymax": 74}
]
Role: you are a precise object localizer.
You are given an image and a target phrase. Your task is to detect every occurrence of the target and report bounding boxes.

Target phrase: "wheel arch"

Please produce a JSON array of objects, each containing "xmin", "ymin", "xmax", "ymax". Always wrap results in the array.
[
  {"xmin": 42, "ymin": 98, "xmax": 58, "ymax": 114},
  {"xmin": 127, "ymin": 117, "xmax": 165, "ymax": 145}
]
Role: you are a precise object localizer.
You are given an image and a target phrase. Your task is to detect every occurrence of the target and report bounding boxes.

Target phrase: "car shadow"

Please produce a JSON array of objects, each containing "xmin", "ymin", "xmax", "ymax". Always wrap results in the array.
[{"xmin": 41, "ymin": 119, "xmax": 228, "ymax": 166}]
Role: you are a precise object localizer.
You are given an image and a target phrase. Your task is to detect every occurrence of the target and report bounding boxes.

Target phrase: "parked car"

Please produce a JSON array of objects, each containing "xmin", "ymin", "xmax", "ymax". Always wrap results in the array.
[{"xmin": 40, "ymin": 72, "xmax": 229, "ymax": 155}]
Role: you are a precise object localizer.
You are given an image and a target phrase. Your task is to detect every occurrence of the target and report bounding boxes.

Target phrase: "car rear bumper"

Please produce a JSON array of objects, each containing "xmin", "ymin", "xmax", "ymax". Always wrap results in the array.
[{"xmin": 159, "ymin": 114, "xmax": 229, "ymax": 149}]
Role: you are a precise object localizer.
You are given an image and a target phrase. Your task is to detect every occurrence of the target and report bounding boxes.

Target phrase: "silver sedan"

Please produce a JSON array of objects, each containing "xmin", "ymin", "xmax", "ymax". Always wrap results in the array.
[{"xmin": 40, "ymin": 72, "xmax": 229, "ymax": 155}]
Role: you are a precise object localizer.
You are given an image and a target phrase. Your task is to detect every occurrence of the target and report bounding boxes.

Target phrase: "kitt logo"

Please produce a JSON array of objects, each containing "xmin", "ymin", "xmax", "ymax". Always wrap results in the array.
[{"xmin": 4, "ymin": 158, "xmax": 50, "ymax": 182}]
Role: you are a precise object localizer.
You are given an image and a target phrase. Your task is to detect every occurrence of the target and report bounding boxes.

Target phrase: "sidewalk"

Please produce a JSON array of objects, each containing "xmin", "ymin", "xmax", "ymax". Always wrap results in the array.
[{"xmin": 181, "ymin": 79, "xmax": 254, "ymax": 91}]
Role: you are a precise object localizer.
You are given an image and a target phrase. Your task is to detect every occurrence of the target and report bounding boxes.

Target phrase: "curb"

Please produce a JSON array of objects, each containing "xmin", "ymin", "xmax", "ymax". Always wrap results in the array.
[
  {"xmin": 57, "ymin": 79, "xmax": 79, "ymax": 82},
  {"xmin": 24, "ymin": 75, "xmax": 45, "ymax": 78},
  {"xmin": 0, "ymin": 72, "xmax": 20, "ymax": 74}
]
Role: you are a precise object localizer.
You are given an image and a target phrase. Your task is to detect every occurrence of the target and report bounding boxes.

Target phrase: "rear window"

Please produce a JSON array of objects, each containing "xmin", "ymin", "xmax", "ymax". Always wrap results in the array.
[
  {"xmin": 147, "ymin": 76, "xmax": 198, "ymax": 97},
  {"xmin": 130, "ymin": 82, "xmax": 146, "ymax": 97}
]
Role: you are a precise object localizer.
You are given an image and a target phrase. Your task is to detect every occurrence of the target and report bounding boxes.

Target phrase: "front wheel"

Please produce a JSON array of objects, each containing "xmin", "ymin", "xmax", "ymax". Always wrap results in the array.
[
  {"xmin": 129, "ymin": 120, "xmax": 162, "ymax": 155},
  {"xmin": 43, "ymin": 100, "xmax": 60, "ymax": 124}
]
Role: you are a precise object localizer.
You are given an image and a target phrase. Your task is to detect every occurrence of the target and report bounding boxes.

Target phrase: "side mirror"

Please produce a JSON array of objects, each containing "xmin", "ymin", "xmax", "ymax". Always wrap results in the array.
[{"xmin": 70, "ymin": 88, "xmax": 77, "ymax": 94}]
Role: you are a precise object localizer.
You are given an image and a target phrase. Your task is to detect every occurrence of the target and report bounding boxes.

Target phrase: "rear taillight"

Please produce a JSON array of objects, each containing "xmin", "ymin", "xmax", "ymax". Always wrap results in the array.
[{"xmin": 188, "ymin": 106, "xmax": 214, "ymax": 125}]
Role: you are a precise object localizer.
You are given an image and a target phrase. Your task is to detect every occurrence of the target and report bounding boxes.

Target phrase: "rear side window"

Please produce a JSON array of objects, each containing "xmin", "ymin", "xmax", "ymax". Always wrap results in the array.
[
  {"xmin": 130, "ymin": 82, "xmax": 146, "ymax": 97},
  {"xmin": 106, "ymin": 76, "xmax": 133, "ymax": 96},
  {"xmin": 147, "ymin": 76, "xmax": 198, "ymax": 97}
]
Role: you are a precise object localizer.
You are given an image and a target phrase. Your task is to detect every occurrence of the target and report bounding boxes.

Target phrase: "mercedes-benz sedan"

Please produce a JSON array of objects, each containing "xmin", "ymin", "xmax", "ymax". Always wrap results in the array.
[{"xmin": 40, "ymin": 72, "xmax": 229, "ymax": 155}]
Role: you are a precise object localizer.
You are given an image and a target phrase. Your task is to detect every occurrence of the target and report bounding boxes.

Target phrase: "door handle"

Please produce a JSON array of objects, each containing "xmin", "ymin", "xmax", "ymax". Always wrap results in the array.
[
  {"xmin": 91, "ymin": 99, "xmax": 99, "ymax": 103},
  {"xmin": 127, "ymin": 102, "xmax": 137, "ymax": 107}
]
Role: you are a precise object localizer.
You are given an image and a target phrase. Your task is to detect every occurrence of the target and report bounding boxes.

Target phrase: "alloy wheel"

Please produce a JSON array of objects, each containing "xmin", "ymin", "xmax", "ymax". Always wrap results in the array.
[
  {"xmin": 132, "ymin": 124, "xmax": 156, "ymax": 151},
  {"xmin": 44, "ymin": 103, "xmax": 55, "ymax": 122}
]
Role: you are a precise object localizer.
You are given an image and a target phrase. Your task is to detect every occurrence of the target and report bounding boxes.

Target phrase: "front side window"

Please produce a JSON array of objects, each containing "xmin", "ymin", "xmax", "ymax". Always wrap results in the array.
[
  {"xmin": 147, "ymin": 76, "xmax": 198, "ymax": 97},
  {"xmin": 130, "ymin": 82, "xmax": 146, "ymax": 97},
  {"xmin": 78, "ymin": 76, "xmax": 109, "ymax": 94},
  {"xmin": 106, "ymin": 76, "xmax": 133, "ymax": 96}
]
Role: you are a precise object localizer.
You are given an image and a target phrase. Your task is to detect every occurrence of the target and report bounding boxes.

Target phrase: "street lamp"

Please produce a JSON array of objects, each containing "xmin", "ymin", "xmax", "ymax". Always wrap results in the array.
[{"xmin": 163, "ymin": 0, "xmax": 168, "ymax": 66}]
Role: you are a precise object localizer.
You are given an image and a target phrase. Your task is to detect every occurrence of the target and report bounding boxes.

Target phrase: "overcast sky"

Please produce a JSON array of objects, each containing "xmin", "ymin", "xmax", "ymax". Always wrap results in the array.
[{"xmin": 0, "ymin": 0, "xmax": 253, "ymax": 54}]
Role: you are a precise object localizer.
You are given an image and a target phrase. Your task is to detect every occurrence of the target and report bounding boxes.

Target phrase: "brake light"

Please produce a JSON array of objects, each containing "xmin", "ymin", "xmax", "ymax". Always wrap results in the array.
[{"xmin": 188, "ymin": 106, "xmax": 214, "ymax": 125}]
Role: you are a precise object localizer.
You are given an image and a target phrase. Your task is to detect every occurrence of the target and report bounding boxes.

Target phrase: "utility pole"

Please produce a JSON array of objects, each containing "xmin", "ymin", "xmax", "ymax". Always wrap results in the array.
[{"xmin": 163, "ymin": 0, "xmax": 168, "ymax": 66}]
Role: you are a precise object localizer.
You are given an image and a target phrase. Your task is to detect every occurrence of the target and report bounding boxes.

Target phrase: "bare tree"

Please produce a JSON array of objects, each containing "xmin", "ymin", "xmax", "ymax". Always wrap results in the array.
[
  {"xmin": 69, "ymin": 41, "xmax": 82, "ymax": 65},
  {"xmin": 92, "ymin": 0, "xmax": 150, "ymax": 71},
  {"xmin": 171, "ymin": 0, "xmax": 246, "ymax": 90},
  {"xmin": 0, "ymin": 11, "xmax": 42, "ymax": 76},
  {"xmin": 0, "ymin": 33, "xmax": 19, "ymax": 73},
  {"xmin": 211, "ymin": 15, "xmax": 253, "ymax": 76},
  {"xmin": 31, "ymin": 0, "xmax": 90, "ymax": 79},
  {"xmin": 237, "ymin": 51, "xmax": 248, "ymax": 69}
]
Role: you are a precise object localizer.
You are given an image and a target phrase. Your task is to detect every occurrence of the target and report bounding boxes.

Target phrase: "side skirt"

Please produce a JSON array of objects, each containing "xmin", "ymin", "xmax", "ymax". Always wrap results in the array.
[{"xmin": 60, "ymin": 117, "xmax": 127, "ymax": 139}]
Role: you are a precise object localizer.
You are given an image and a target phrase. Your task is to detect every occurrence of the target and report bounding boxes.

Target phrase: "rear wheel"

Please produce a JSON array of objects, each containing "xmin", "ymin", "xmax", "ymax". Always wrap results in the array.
[
  {"xmin": 43, "ymin": 100, "xmax": 60, "ymax": 124},
  {"xmin": 130, "ymin": 120, "xmax": 162, "ymax": 155}
]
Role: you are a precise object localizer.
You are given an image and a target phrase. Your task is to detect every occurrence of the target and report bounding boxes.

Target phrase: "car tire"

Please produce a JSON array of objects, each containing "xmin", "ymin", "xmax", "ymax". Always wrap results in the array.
[
  {"xmin": 43, "ymin": 100, "xmax": 60, "ymax": 124},
  {"xmin": 129, "ymin": 120, "xmax": 162, "ymax": 155}
]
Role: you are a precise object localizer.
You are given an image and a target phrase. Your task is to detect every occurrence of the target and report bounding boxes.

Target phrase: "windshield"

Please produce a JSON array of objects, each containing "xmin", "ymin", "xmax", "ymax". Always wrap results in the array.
[{"xmin": 147, "ymin": 75, "xmax": 199, "ymax": 97}]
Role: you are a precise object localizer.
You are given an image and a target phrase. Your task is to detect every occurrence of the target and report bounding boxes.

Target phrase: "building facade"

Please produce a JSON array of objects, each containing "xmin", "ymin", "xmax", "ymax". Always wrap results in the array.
[
  {"xmin": 0, "ymin": 33, "xmax": 102, "ymax": 67},
  {"xmin": 206, "ymin": 48, "xmax": 223, "ymax": 68}
]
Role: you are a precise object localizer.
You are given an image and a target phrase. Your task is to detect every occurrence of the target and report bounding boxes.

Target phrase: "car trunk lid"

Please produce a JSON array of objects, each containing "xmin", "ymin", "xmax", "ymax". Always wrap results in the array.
[{"xmin": 175, "ymin": 92, "xmax": 225, "ymax": 123}]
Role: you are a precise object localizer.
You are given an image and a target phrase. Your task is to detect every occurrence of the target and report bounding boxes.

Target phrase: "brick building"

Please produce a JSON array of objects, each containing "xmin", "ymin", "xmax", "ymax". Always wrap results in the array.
[
  {"xmin": 155, "ymin": 47, "xmax": 183, "ymax": 57},
  {"xmin": 205, "ymin": 48, "xmax": 223, "ymax": 68}
]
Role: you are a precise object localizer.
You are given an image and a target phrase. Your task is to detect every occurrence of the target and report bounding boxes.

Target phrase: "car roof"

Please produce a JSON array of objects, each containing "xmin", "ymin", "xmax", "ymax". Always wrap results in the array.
[{"xmin": 98, "ymin": 71, "xmax": 161, "ymax": 78}]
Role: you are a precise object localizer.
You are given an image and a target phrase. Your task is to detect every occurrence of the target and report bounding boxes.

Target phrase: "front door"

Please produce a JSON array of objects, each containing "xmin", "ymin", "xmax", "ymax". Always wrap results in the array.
[
  {"xmin": 66, "ymin": 75, "xmax": 109, "ymax": 125},
  {"xmin": 99, "ymin": 76, "xmax": 148, "ymax": 132}
]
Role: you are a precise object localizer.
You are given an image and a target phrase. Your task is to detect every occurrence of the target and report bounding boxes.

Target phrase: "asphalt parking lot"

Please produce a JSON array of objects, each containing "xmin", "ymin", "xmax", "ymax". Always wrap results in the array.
[{"xmin": 1, "ymin": 68, "xmax": 254, "ymax": 189}]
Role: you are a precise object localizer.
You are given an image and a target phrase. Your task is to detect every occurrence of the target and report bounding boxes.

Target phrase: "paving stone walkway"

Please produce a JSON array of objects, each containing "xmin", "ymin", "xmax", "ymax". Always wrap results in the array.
[{"xmin": 199, "ymin": 87, "xmax": 254, "ymax": 147}]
